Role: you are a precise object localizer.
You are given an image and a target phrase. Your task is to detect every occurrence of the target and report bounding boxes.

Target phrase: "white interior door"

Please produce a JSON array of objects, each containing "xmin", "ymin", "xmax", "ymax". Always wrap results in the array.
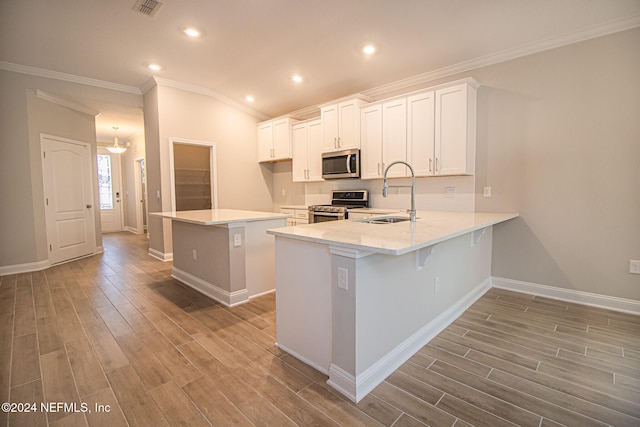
[
  {"xmin": 42, "ymin": 135, "xmax": 96, "ymax": 265},
  {"xmin": 97, "ymin": 148, "xmax": 124, "ymax": 232}
]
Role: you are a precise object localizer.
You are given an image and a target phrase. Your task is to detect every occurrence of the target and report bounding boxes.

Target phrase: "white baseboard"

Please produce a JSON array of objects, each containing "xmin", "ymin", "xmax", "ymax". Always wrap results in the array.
[
  {"xmin": 125, "ymin": 226, "xmax": 141, "ymax": 234},
  {"xmin": 491, "ymin": 277, "xmax": 640, "ymax": 315},
  {"xmin": 148, "ymin": 248, "xmax": 173, "ymax": 262},
  {"xmin": 277, "ymin": 342, "xmax": 329, "ymax": 375},
  {"xmin": 172, "ymin": 267, "xmax": 249, "ymax": 307},
  {"xmin": 329, "ymin": 278, "xmax": 492, "ymax": 403},
  {"xmin": 95, "ymin": 246, "xmax": 104, "ymax": 254},
  {"xmin": 0, "ymin": 259, "xmax": 50, "ymax": 276}
]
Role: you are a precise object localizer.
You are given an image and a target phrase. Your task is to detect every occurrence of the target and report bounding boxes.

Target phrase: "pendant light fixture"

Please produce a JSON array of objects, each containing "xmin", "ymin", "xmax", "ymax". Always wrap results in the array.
[{"xmin": 107, "ymin": 126, "xmax": 127, "ymax": 154}]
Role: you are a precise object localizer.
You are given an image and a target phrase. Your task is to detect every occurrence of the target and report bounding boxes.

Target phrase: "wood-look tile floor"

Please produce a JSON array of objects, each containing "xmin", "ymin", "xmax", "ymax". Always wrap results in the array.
[{"xmin": 1, "ymin": 232, "xmax": 639, "ymax": 426}]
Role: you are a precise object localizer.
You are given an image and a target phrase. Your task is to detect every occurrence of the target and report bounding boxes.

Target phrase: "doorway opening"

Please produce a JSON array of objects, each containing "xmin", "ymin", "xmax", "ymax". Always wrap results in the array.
[{"xmin": 169, "ymin": 138, "xmax": 218, "ymax": 211}]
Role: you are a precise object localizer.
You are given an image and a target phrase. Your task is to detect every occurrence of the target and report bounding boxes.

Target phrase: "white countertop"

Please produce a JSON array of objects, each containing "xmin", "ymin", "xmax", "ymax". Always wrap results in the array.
[
  {"xmin": 267, "ymin": 211, "xmax": 518, "ymax": 255},
  {"xmin": 150, "ymin": 209, "xmax": 290, "ymax": 226},
  {"xmin": 348, "ymin": 208, "xmax": 405, "ymax": 214},
  {"xmin": 280, "ymin": 205, "xmax": 308, "ymax": 210}
]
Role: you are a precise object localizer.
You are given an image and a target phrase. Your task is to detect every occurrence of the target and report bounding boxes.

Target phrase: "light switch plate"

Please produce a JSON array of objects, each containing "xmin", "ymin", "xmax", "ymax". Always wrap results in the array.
[
  {"xmin": 630, "ymin": 260, "xmax": 640, "ymax": 274},
  {"xmin": 483, "ymin": 186, "xmax": 492, "ymax": 197},
  {"xmin": 337, "ymin": 267, "xmax": 348, "ymax": 290}
]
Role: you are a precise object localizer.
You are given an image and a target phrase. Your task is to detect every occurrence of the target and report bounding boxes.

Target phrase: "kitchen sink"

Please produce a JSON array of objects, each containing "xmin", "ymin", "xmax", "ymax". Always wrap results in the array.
[{"xmin": 357, "ymin": 216, "xmax": 412, "ymax": 224}]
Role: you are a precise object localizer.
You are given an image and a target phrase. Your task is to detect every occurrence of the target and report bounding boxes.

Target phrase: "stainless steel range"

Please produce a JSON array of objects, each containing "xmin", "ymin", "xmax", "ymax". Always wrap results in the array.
[{"xmin": 308, "ymin": 190, "xmax": 369, "ymax": 223}]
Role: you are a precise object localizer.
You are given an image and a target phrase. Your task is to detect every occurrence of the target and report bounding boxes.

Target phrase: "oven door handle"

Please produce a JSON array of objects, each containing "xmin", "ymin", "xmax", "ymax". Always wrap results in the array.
[{"xmin": 346, "ymin": 155, "xmax": 351, "ymax": 174}]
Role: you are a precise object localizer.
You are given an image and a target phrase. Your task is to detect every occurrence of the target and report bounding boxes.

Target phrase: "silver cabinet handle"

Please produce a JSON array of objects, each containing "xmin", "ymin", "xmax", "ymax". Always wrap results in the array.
[
  {"xmin": 429, "ymin": 158, "xmax": 433, "ymax": 172},
  {"xmin": 435, "ymin": 158, "xmax": 439, "ymax": 172}
]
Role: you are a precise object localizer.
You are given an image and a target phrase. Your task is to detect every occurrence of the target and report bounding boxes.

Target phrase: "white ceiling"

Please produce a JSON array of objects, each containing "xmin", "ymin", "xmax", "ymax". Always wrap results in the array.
[{"xmin": 1, "ymin": 0, "xmax": 640, "ymax": 143}]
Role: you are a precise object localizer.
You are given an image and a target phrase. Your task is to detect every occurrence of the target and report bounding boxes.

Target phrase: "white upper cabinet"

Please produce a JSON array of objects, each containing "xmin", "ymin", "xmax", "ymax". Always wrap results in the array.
[
  {"xmin": 434, "ymin": 83, "xmax": 476, "ymax": 176},
  {"xmin": 360, "ymin": 104, "xmax": 383, "ymax": 179},
  {"xmin": 321, "ymin": 97, "xmax": 368, "ymax": 152},
  {"xmin": 292, "ymin": 119, "xmax": 323, "ymax": 182},
  {"xmin": 408, "ymin": 80, "xmax": 477, "ymax": 176},
  {"xmin": 361, "ymin": 98, "xmax": 408, "ymax": 179},
  {"xmin": 257, "ymin": 117, "xmax": 297, "ymax": 162},
  {"xmin": 407, "ymin": 91, "xmax": 436, "ymax": 176},
  {"xmin": 382, "ymin": 98, "xmax": 408, "ymax": 178}
]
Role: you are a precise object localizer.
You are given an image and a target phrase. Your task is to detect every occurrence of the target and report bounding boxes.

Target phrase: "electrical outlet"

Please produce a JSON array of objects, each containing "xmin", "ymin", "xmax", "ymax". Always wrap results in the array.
[
  {"xmin": 483, "ymin": 186, "xmax": 492, "ymax": 197},
  {"xmin": 434, "ymin": 276, "xmax": 440, "ymax": 293},
  {"xmin": 630, "ymin": 260, "xmax": 640, "ymax": 275},
  {"xmin": 444, "ymin": 187, "xmax": 455, "ymax": 198},
  {"xmin": 233, "ymin": 234, "xmax": 242, "ymax": 247},
  {"xmin": 338, "ymin": 267, "xmax": 348, "ymax": 290}
]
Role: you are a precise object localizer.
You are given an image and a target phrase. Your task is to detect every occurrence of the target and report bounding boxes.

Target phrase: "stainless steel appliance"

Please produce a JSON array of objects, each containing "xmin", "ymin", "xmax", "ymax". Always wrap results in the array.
[
  {"xmin": 322, "ymin": 149, "xmax": 360, "ymax": 179},
  {"xmin": 308, "ymin": 190, "xmax": 369, "ymax": 223}
]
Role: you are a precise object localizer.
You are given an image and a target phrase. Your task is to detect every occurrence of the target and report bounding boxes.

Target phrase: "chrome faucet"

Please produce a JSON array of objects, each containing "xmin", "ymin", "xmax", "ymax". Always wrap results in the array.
[{"xmin": 383, "ymin": 161, "xmax": 416, "ymax": 223}]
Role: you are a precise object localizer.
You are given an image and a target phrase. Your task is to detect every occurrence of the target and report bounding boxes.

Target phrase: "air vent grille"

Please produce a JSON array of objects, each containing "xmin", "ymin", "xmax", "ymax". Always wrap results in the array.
[{"xmin": 132, "ymin": 0, "xmax": 163, "ymax": 17}]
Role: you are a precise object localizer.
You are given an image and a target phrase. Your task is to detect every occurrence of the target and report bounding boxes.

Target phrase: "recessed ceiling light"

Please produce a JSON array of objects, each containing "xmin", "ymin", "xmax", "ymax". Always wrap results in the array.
[
  {"xmin": 291, "ymin": 74, "xmax": 303, "ymax": 83},
  {"xmin": 183, "ymin": 27, "xmax": 201, "ymax": 38},
  {"xmin": 363, "ymin": 44, "xmax": 376, "ymax": 55},
  {"xmin": 245, "ymin": 95, "xmax": 255, "ymax": 103},
  {"xmin": 148, "ymin": 63, "xmax": 162, "ymax": 71}
]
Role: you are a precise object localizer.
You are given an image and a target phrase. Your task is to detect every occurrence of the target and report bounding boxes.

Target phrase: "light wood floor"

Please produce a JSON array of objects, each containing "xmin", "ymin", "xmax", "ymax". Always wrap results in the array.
[{"xmin": 1, "ymin": 232, "xmax": 639, "ymax": 427}]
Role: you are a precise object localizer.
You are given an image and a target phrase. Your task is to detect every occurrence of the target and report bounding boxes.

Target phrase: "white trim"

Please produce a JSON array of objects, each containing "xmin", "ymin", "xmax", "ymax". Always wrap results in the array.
[
  {"xmin": 249, "ymin": 288, "xmax": 276, "ymax": 300},
  {"xmin": 133, "ymin": 157, "xmax": 148, "ymax": 236},
  {"xmin": 95, "ymin": 246, "xmax": 104, "ymax": 254},
  {"xmin": 35, "ymin": 90, "xmax": 100, "ymax": 116},
  {"xmin": 124, "ymin": 226, "xmax": 139, "ymax": 234},
  {"xmin": 329, "ymin": 246, "xmax": 373, "ymax": 259},
  {"xmin": 0, "ymin": 260, "xmax": 50, "ymax": 276},
  {"xmin": 0, "ymin": 61, "xmax": 141, "ymax": 94},
  {"xmin": 168, "ymin": 138, "xmax": 219, "ymax": 212},
  {"xmin": 330, "ymin": 277, "xmax": 492, "ymax": 402},
  {"xmin": 171, "ymin": 267, "xmax": 249, "ymax": 307},
  {"xmin": 491, "ymin": 277, "xmax": 640, "ymax": 315},
  {"xmin": 148, "ymin": 248, "xmax": 173, "ymax": 262},
  {"xmin": 150, "ymin": 77, "xmax": 270, "ymax": 121}
]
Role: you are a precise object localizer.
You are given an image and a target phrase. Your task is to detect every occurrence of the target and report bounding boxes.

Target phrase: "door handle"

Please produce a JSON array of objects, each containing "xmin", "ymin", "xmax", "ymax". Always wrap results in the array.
[{"xmin": 86, "ymin": 204, "xmax": 92, "ymax": 208}]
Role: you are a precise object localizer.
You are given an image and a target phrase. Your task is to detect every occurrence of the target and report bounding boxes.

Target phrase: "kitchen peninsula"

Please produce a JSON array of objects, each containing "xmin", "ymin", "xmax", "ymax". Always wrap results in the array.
[
  {"xmin": 151, "ymin": 209, "xmax": 289, "ymax": 306},
  {"xmin": 267, "ymin": 210, "xmax": 518, "ymax": 402}
]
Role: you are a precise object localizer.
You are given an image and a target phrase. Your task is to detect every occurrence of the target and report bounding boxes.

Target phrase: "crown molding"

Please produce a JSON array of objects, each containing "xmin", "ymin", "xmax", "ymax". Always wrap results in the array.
[
  {"xmin": 0, "ymin": 61, "xmax": 142, "ymax": 95},
  {"xmin": 35, "ymin": 89, "xmax": 100, "ymax": 116},
  {"xmin": 363, "ymin": 14, "xmax": 640, "ymax": 99},
  {"xmin": 149, "ymin": 77, "xmax": 271, "ymax": 121}
]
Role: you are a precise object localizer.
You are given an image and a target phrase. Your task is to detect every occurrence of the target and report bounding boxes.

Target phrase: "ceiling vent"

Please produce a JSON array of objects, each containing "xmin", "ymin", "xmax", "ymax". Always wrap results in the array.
[{"xmin": 132, "ymin": 0, "xmax": 163, "ymax": 17}]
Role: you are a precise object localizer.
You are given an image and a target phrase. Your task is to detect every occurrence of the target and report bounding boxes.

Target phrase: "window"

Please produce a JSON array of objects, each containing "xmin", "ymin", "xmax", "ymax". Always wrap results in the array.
[{"xmin": 97, "ymin": 154, "xmax": 113, "ymax": 210}]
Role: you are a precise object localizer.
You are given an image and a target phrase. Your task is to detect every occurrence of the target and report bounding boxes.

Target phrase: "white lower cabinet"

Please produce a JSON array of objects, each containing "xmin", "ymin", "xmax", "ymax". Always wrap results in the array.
[
  {"xmin": 292, "ymin": 119, "xmax": 323, "ymax": 182},
  {"xmin": 280, "ymin": 207, "xmax": 309, "ymax": 226}
]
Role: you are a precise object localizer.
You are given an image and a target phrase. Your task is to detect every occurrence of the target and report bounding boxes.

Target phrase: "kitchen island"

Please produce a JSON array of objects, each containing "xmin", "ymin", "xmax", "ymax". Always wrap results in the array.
[
  {"xmin": 151, "ymin": 209, "xmax": 289, "ymax": 306},
  {"xmin": 267, "ymin": 210, "xmax": 518, "ymax": 402}
]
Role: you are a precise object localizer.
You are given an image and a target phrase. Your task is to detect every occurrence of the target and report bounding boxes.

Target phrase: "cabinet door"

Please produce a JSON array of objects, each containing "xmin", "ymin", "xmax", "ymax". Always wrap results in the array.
[
  {"xmin": 435, "ymin": 84, "xmax": 469, "ymax": 175},
  {"xmin": 407, "ymin": 91, "xmax": 435, "ymax": 176},
  {"xmin": 306, "ymin": 119, "xmax": 324, "ymax": 181},
  {"xmin": 273, "ymin": 118, "xmax": 292, "ymax": 160},
  {"xmin": 321, "ymin": 104, "xmax": 339, "ymax": 151},
  {"xmin": 292, "ymin": 123, "xmax": 308, "ymax": 182},
  {"xmin": 257, "ymin": 122, "xmax": 273, "ymax": 162},
  {"xmin": 337, "ymin": 99, "xmax": 360, "ymax": 150},
  {"xmin": 360, "ymin": 104, "xmax": 383, "ymax": 179},
  {"xmin": 382, "ymin": 98, "xmax": 407, "ymax": 178}
]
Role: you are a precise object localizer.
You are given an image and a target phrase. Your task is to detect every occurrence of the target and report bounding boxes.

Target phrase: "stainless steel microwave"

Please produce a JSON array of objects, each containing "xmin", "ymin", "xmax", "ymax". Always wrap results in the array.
[{"xmin": 322, "ymin": 149, "xmax": 360, "ymax": 179}]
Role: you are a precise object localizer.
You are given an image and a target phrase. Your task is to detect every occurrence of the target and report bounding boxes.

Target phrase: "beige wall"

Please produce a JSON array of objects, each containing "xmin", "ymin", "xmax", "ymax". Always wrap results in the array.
[
  {"xmin": 144, "ymin": 83, "xmax": 271, "ymax": 255},
  {"xmin": 0, "ymin": 69, "xmax": 143, "ymax": 269},
  {"xmin": 471, "ymin": 28, "xmax": 640, "ymax": 300}
]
